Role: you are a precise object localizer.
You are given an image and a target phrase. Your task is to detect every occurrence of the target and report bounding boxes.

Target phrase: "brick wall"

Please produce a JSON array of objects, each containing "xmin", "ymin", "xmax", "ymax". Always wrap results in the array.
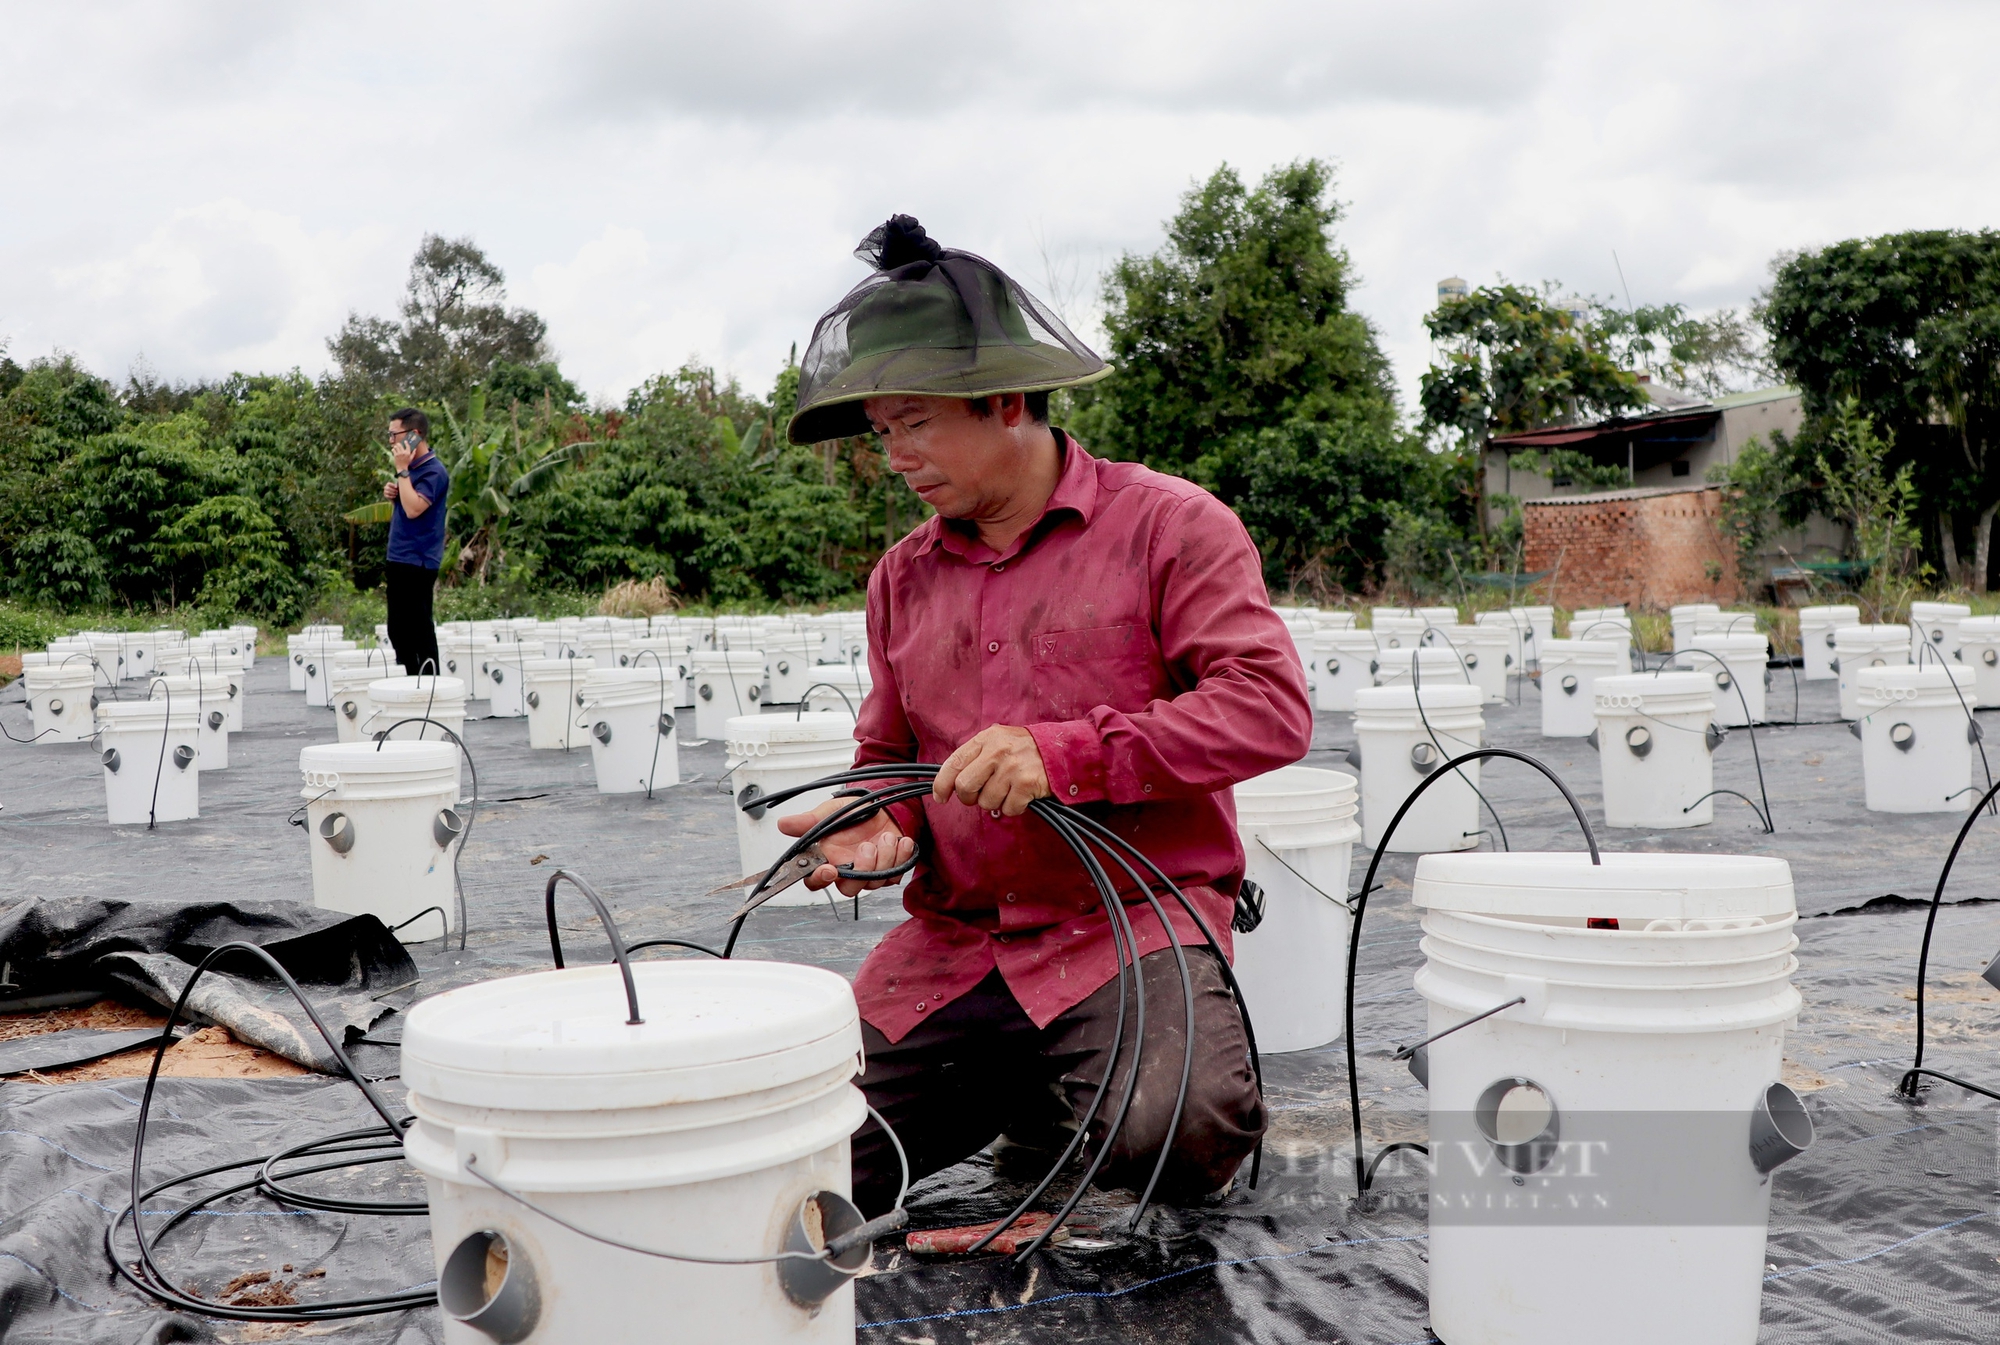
[{"xmin": 1522, "ymin": 485, "xmax": 1740, "ymax": 608}]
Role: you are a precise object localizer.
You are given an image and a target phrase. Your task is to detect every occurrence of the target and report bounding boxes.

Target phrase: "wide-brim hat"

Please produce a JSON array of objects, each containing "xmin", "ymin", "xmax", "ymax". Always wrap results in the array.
[{"xmin": 787, "ymin": 215, "xmax": 1111, "ymax": 444}]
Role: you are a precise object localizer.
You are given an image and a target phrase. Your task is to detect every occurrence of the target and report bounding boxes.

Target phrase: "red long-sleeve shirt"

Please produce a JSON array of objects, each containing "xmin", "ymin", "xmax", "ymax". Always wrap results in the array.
[{"xmin": 851, "ymin": 433, "xmax": 1314, "ymax": 1043}]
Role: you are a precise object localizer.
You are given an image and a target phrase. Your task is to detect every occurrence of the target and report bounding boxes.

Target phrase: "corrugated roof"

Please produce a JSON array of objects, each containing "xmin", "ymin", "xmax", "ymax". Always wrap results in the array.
[
  {"xmin": 1490, "ymin": 409, "xmax": 1718, "ymax": 449},
  {"xmin": 1522, "ymin": 482, "xmax": 1716, "ymax": 505}
]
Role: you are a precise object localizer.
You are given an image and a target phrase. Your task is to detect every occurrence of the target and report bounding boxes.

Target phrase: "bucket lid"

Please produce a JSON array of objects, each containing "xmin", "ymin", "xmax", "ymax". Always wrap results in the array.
[
  {"xmin": 1538, "ymin": 638, "xmax": 1626, "ymax": 666},
  {"xmin": 1799, "ymin": 605, "xmax": 1861, "ymax": 627},
  {"xmin": 1354, "ymin": 684, "xmax": 1484, "ymax": 711},
  {"xmin": 726, "ymin": 712, "xmax": 858, "ymax": 757},
  {"xmin": 1414, "ymin": 852, "xmax": 1796, "ymax": 921},
  {"xmin": 1910, "ymin": 602, "xmax": 1971, "ymax": 620},
  {"xmin": 523, "ymin": 657, "xmax": 597, "ymax": 677},
  {"xmin": 1834, "ymin": 624, "xmax": 1910, "ymax": 648},
  {"xmin": 401, "ymin": 960, "xmax": 861, "ymax": 1111},
  {"xmin": 1593, "ymin": 671, "xmax": 1715, "ymax": 716},
  {"xmin": 24, "ymin": 662, "xmax": 95, "ymax": 686},
  {"xmin": 692, "ymin": 650, "xmax": 766, "ymax": 671},
  {"xmin": 1855, "ymin": 663, "xmax": 1975, "ymax": 708},
  {"xmin": 1676, "ymin": 632, "xmax": 1767, "ymax": 656},
  {"xmin": 96, "ymin": 699, "xmax": 199, "ymax": 729},
  {"xmin": 1669, "ymin": 604, "xmax": 1721, "ymax": 617},
  {"xmin": 301, "ymin": 740, "xmax": 459, "ymax": 799},
  {"xmin": 580, "ymin": 669, "xmax": 678, "ymax": 709},
  {"xmin": 367, "ymin": 676, "xmax": 468, "ymax": 705},
  {"xmin": 1233, "ymin": 765, "xmax": 1360, "ymax": 849}
]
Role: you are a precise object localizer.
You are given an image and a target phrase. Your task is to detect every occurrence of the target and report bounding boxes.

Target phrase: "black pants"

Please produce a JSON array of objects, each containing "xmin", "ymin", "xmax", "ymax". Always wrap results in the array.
[
  {"xmin": 850, "ymin": 949, "xmax": 1265, "ymax": 1218},
  {"xmin": 384, "ymin": 562, "xmax": 440, "ymax": 678}
]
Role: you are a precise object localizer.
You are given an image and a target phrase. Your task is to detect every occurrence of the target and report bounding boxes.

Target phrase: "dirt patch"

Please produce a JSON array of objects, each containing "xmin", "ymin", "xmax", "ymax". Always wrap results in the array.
[
  {"xmin": 3, "ymin": 999, "xmax": 312, "ymax": 1082},
  {"xmin": 1781, "ymin": 1058, "xmax": 1842, "ymax": 1094},
  {"xmin": 0, "ymin": 654, "xmax": 21, "ymax": 682}
]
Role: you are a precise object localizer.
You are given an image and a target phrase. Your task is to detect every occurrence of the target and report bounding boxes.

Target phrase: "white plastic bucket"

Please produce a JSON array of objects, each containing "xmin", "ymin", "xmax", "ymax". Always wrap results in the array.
[
  {"xmin": 1668, "ymin": 603, "xmax": 1722, "ymax": 653},
  {"xmin": 1284, "ymin": 619, "xmax": 1318, "ymax": 695},
  {"xmin": 301, "ymin": 741, "xmax": 462, "ymax": 941},
  {"xmin": 1474, "ymin": 610, "xmax": 1529, "ymax": 675},
  {"xmin": 483, "ymin": 641, "xmax": 549, "ymax": 719},
  {"xmin": 88, "ymin": 635, "xmax": 122, "ymax": 686},
  {"xmin": 96, "ymin": 700, "xmax": 201, "ymax": 824},
  {"xmin": 118, "ymin": 631, "xmax": 154, "ymax": 682},
  {"xmin": 692, "ymin": 651, "xmax": 767, "ymax": 742},
  {"xmin": 1591, "ymin": 672, "xmax": 1718, "ymax": 828},
  {"xmin": 1854, "ymin": 664, "xmax": 1978, "ymax": 813},
  {"xmin": 1537, "ymin": 640, "xmax": 1628, "ymax": 737},
  {"xmin": 1353, "ymin": 684, "xmax": 1485, "ymax": 853},
  {"xmin": 1230, "ymin": 766, "xmax": 1359, "ymax": 1052},
  {"xmin": 1674, "ymin": 632, "xmax": 1770, "ymax": 727},
  {"xmin": 1414, "ymin": 851, "xmax": 1803, "ymax": 1345},
  {"xmin": 366, "ymin": 677, "xmax": 469, "ymax": 743},
  {"xmin": 1312, "ymin": 611, "xmax": 1358, "ymax": 631},
  {"xmin": 231, "ymin": 624, "xmax": 259, "ymax": 670},
  {"xmin": 578, "ymin": 670, "xmax": 681, "ymax": 795},
  {"xmin": 1796, "ymin": 605, "xmax": 1859, "ymax": 682},
  {"xmin": 765, "ymin": 635, "xmax": 829, "ymax": 704},
  {"xmin": 802, "ymin": 665, "xmax": 871, "ymax": 717},
  {"xmin": 1370, "ymin": 615, "xmax": 1429, "ymax": 649},
  {"xmin": 1956, "ymin": 615, "xmax": 2000, "ymax": 708},
  {"xmin": 23, "ymin": 663, "xmax": 97, "ymax": 744},
  {"xmin": 1833, "ymin": 625, "xmax": 1911, "ymax": 720},
  {"xmin": 147, "ymin": 675, "xmax": 231, "ymax": 769},
  {"xmin": 727, "ymin": 713, "xmax": 859, "ymax": 905},
  {"xmin": 298, "ymin": 740, "xmax": 462, "ymax": 940},
  {"xmin": 1568, "ymin": 607, "xmax": 1632, "ymax": 647},
  {"xmin": 287, "ymin": 635, "xmax": 310, "ymax": 691},
  {"xmin": 1515, "ymin": 606, "xmax": 1555, "ymax": 664},
  {"xmin": 1430, "ymin": 625, "xmax": 1512, "ymax": 703},
  {"xmin": 402, "ymin": 959, "xmax": 867, "ymax": 1345},
  {"xmin": 1372, "ymin": 646, "xmax": 1471, "ymax": 690},
  {"xmin": 302, "ymin": 639, "xmax": 359, "ymax": 707},
  {"xmin": 1909, "ymin": 601, "xmax": 1971, "ymax": 660},
  {"xmin": 438, "ymin": 636, "xmax": 486, "ymax": 698},
  {"xmin": 524, "ymin": 658, "xmax": 597, "ymax": 750},
  {"xmin": 1311, "ymin": 629, "xmax": 1382, "ymax": 712},
  {"xmin": 329, "ymin": 667, "xmax": 382, "ymax": 745}
]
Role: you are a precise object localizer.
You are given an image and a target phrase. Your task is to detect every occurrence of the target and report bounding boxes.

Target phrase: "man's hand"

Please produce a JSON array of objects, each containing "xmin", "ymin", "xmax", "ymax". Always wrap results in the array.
[
  {"xmin": 381, "ymin": 479, "xmax": 399, "ymax": 501},
  {"xmin": 390, "ymin": 437, "xmax": 416, "ymax": 473},
  {"xmin": 777, "ymin": 796, "xmax": 914, "ymax": 898},
  {"xmin": 934, "ymin": 725, "xmax": 1050, "ymax": 816}
]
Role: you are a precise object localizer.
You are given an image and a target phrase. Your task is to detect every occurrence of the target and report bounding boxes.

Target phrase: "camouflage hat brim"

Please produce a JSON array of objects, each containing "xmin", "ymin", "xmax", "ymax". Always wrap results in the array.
[{"xmin": 787, "ymin": 345, "xmax": 1112, "ymax": 444}]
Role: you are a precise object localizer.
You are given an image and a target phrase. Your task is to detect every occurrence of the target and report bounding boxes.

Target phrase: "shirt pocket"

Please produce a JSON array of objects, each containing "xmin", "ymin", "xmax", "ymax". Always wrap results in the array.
[
  {"xmin": 1031, "ymin": 624, "xmax": 1146, "ymax": 665},
  {"xmin": 1028, "ymin": 623, "xmax": 1157, "ymax": 720}
]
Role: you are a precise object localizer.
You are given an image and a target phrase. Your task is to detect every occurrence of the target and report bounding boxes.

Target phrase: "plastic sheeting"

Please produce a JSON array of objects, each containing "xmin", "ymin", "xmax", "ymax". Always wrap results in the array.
[{"xmin": 0, "ymin": 661, "xmax": 1994, "ymax": 1342}]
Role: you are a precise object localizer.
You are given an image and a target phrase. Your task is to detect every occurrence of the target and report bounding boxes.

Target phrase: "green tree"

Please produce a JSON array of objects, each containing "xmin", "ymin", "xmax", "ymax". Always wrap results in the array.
[
  {"xmin": 1763, "ymin": 230, "xmax": 2000, "ymax": 589},
  {"xmin": 329, "ymin": 235, "xmax": 548, "ymax": 404},
  {"xmin": 1419, "ymin": 282, "xmax": 1646, "ymax": 541},
  {"xmin": 1591, "ymin": 303, "xmax": 1775, "ymax": 398},
  {"xmin": 1069, "ymin": 159, "xmax": 1407, "ymax": 590}
]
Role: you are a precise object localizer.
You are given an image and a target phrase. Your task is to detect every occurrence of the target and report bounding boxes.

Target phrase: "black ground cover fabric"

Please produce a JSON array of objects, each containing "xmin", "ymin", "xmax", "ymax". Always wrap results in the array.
[{"xmin": 0, "ymin": 660, "xmax": 1994, "ymax": 1342}]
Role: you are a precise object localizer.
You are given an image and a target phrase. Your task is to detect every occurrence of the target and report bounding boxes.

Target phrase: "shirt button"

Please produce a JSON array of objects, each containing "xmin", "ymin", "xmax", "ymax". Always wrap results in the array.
[
  {"xmin": 1143, "ymin": 783, "xmax": 1153, "ymax": 792},
  {"xmin": 993, "ymin": 563, "xmax": 1005, "ymax": 572},
  {"xmin": 914, "ymin": 1002, "xmax": 926, "ymax": 1012},
  {"xmin": 1068, "ymin": 785, "xmax": 1078, "ymax": 796},
  {"xmin": 988, "ymin": 642, "xmax": 999, "ymax": 653},
  {"xmin": 1005, "ymin": 892, "xmax": 1017, "ymax": 903}
]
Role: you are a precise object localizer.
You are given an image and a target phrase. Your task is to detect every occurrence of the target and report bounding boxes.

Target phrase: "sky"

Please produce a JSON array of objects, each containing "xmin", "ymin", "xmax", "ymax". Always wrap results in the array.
[{"xmin": 3, "ymin": 1, "xmax": 1997, "ymax": 417}]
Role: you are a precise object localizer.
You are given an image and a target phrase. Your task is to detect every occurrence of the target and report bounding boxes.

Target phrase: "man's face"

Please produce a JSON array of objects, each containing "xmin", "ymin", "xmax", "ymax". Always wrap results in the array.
[
  {"xmin": 388, "ymin": 419, "xmax": 413, "ymax": 447},
  {"xmin": 864, "ymin": 394, "xmax": 1014, "ymax": 520}
]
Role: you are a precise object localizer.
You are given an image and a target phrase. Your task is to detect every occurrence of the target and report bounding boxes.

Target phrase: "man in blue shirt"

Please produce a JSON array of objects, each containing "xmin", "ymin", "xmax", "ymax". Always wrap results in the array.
[{"xmin": 381, "ymin": 408, "xmax": 450, "ymax": 678}]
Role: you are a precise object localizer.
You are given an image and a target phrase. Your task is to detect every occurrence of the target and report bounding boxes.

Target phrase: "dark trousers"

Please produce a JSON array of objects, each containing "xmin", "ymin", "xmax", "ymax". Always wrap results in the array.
[
  {"xmin": 850, "ymin": 949, "xmax": 1266, "ymax": 1217},
  {"xmin": 384, "ymin": 562, "xmax": 441, "ymax": 679}
]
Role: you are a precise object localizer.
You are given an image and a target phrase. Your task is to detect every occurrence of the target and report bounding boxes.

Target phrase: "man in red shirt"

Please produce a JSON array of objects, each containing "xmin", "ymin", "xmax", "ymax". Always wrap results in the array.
[{"xmin": 781, "ymin": 217, "xmax": 1314, "ymax": 1217}]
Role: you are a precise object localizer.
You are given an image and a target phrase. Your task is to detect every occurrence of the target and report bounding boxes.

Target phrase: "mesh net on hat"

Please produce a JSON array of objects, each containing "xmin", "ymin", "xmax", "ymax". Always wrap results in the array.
[{"xmin": 787, "ymin": 215, "xmax": 1110, "ymax": 444}]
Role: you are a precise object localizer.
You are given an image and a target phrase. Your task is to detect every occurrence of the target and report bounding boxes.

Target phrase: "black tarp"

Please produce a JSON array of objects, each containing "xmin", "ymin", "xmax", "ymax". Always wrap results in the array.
[{"xmin": 0, "ymin": 661, "xmax": 1994, "ymax": 1342}]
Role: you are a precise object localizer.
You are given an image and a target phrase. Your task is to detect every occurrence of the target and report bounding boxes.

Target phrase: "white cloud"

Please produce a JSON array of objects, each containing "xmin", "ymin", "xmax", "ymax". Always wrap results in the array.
[{"xmin": 2, "ymin": 0, "xmax": 1998, "ymax": 413}]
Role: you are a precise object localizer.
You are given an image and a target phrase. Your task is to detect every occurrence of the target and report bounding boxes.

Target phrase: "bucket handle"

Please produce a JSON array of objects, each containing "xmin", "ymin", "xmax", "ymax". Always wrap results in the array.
[{"xmin": 542, "ymin": 869, "xmax": 644, "ymax": 1025}]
